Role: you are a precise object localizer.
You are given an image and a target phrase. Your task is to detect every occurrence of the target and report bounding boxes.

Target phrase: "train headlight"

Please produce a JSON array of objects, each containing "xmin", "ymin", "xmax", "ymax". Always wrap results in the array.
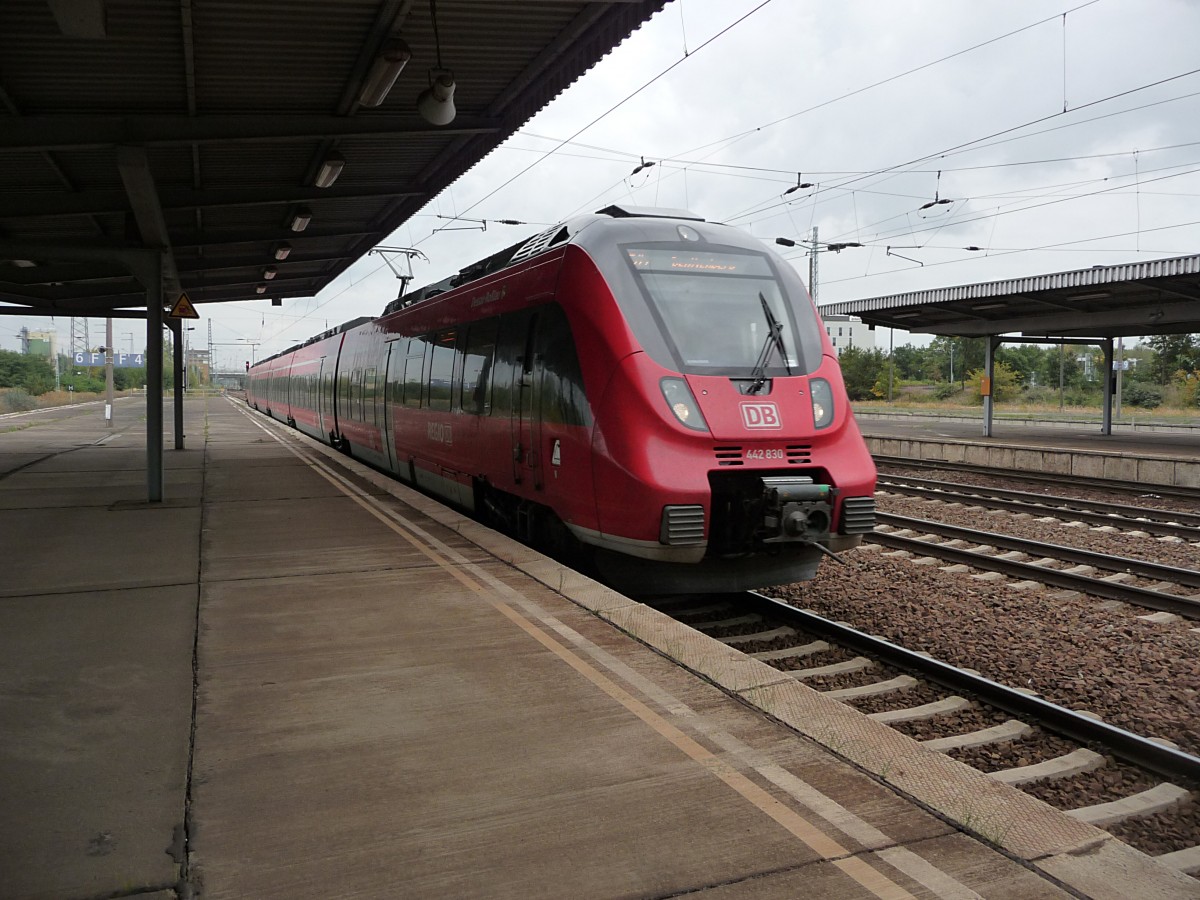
[
  {"xmin": 810, "ymin": 377, "xmax": 834, "ymax": 429},
  {"xmin": 660, "ymin": 378, "xmax": 709, "ymax": 432}
]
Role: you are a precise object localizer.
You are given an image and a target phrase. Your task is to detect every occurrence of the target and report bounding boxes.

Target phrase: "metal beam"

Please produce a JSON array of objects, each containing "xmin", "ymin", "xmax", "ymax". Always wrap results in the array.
[
  {"xmin": 170, "ymin": 225, "xmax": 376, "ymax": 248},
  {"xmin": 0, "ymin": 240, "xmax": 154, "ymax": 266},
  {"xmin": 116, "ymin": 146, "xmax": 184, "ymax": 306},
  {"xmin": 983, "ymin": 337, "xmax": 996, "ymax": 437},
  {"xmin": 175, "ymin": 251, "xmax": 353, "ymax": 274},
  {"xmin": 1101, "ymin": 339, "xmax": 1114, "ymax": 436},
  {"xmin": 167, "ymin": 318, "xmax": 184, "ymax": 450},
  {"xmin": 0, "ymin": 304, "xmax": 146, "ymax": 318},
  {"xmin": 0, "ymin": 262, "xmax": 131, "ymax": 285},
  {"xmin": 872, "ymin": 297, "xmax": 1200, "ymax": 338},
  {"xmin": 0, "ymin": 281, "xmax": 151, "ymax": 303},
  {"xmin": 46, "ymin": 0, "xmax": 107, "ymax": 38},
  {"xmin": 146, "ymin": 254, "xmax": 164, "ymax": 502},
  {"xmin": 0, "ymin": 114, "xmax": 502, "ymax": 151},
  {"xmin": 0, "ymin": 181, "xmax": 426, "ymax": 219}
]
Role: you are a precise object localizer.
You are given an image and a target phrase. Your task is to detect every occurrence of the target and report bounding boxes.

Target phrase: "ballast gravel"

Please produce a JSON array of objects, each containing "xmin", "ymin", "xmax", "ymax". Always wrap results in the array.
[
  {"xmin": 768, "ymin": 551, "xmax": 1200, "ymax": 757},
  {"xmin": 878, "ymin": 493, "xmax": 1200, "ymax": 571}
]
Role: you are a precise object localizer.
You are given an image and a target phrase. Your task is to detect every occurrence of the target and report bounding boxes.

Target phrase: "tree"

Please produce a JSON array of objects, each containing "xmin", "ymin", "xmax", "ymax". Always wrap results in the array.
[
  {"xmin": 1145, "ymin": 334, "xmax": 1200, "ymax": 385},
  {"xmin": 0, "ymin": 350, "xmax": 55, "ymax": 394},
  {"xmin": 996, "ymin": 344, "xmax": 1044, "ymax": 386},
  {"xmin": 836, "ymin": 346, "xmax": 886, "ymax": 400},
  {"xmin": 928, "ymin": 336, "xmax": 985, "ymax": 383},
  {"xmin": 889, "ymin": 344, "xmax": 931, "ymax": 380},
  {"xmin": 1037, "ymin": 344, "xmax": 1086, "ymax": 391}
]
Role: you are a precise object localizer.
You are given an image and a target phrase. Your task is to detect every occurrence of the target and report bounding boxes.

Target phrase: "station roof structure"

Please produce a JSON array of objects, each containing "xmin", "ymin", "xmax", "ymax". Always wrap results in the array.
[
  {"xmin": 0, "ymin": 0, "xmax": 667, "ymax": 319},
  {"xmin": 818, "ymin": 253, "xmax": 1200, "ymax": 340}
]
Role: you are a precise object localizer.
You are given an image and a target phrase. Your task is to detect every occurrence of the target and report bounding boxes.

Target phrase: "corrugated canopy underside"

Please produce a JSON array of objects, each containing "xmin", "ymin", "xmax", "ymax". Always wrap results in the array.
[
  {"xmin": 0, "ymin": 0, "xmax": 667, "ymax": 317},
  {"xmin": 819, "ymin": 254, "xmax": 1200, "ymax": 339}
]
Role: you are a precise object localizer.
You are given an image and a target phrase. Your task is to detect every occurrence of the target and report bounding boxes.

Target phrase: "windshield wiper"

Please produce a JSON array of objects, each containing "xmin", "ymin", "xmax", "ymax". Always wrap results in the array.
[{"xmin": 747, "ymin": 292, "xmax": 791, "ymax": 394}]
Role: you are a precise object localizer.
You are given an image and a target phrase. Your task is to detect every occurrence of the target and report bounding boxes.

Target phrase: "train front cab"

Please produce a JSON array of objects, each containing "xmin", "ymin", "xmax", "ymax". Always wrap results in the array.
[{"xmin": 560, "ymin": 214, "xmax": 877, "ymax": 593}]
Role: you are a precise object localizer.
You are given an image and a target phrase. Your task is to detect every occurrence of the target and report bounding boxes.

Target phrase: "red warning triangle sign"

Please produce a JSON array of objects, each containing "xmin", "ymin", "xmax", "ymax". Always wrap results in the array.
[{"xmin": 168, "ymin": 292, "xmax": 200, "ymax": 319}]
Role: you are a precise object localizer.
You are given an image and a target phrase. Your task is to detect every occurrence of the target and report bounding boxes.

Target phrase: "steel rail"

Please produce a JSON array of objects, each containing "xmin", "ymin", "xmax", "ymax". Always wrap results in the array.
[
  {"xmin": 876, "ymin": 512, "xmax": 1200, "ymax": 590},
  {"xmin": 745, "ymin": 591, "xmax": 1200, "ymax": 783},
  {"xmin": 877, "ymin": 477, "xmax": 1200, "ymax": 540},
  {"xmin": 867, "ymin": 529, "xmax": 1200, "ymax": 619},
  {"xmin": 879, "ymin": 473, "xmax": 1200, "ymax": 527},
  {"xmin": 874, "ymin": 456, "xmax": 1200, "ymax": 505}
]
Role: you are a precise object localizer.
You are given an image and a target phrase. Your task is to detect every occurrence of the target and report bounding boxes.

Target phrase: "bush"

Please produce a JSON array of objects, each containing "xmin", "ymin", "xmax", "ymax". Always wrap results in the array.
[
  {"xmin": 966, "ymin": 361, "xmax": 1021, "ymax": 404},
  {"xmin": 1123, "ymin": 382, "xmax": 1163, "ymax": 409},
  {"xmin": 932, "ymin": 382, "xmax": 960, "ymax": 400},
  {"xmin": 1, "ymin": 389, "xmax": 38, "ymax": 412}
]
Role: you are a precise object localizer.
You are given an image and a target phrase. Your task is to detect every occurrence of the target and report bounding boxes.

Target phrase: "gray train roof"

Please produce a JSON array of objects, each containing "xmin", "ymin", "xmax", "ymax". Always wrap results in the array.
[
  {"xmin": 0, "ymin": 1, "xmax": 667, "ymax": 320},
  {"xmin": 818, "ymin": 254, "xmax": 1200, "ymax": 339}
]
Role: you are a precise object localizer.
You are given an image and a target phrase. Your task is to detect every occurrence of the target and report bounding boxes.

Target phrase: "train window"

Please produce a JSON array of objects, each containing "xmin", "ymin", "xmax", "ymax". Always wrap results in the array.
[
  {"xmin": 617, "ymin": 243, "xmax": 821, "ymax": 377},
  {"xmin": 426, "ymin": 331, "xmax": 456, "ymax": 411},
  {"xmin": 364, "ymin": 367, "xmax": 377, "ymax": 424},
  {"xmin": 537, "ymin": 305, "xmax": 593, "ymax": 427},
  {"xmin": 460, "ymin": 318, "xmax": 499, "ymax": 415},
  {"xmin": 350, "ymin": 367, "xmax": 361, "ymax": 418},
  {"xmin": 337, "ymin": 370, "xmax": 350, "ymax": 416},
  {"xmin": 403, "ymin": 338, "xmax": 426, "ymax": 408}
]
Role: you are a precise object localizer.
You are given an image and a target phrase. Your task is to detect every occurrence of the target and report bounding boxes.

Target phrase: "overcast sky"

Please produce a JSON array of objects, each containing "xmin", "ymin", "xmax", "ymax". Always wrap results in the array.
[{"xmin": 5, "ymin": 0, "xmax": 1199, "ymax": 366}]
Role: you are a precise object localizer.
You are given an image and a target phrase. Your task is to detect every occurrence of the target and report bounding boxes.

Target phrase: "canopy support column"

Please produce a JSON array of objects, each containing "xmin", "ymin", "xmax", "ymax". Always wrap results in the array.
[
  {"xmin": 145, "ymin": 258, "xmax": 164, "ymax": 502},
  {"xmin": 982, "ymin": 336, "xmax": 998, "ymax": 437},
  {"xmin": 167, "ymin": 318, "xmax": 185, "ymax": 450},
  {"xmin": 1101, "ymin": 338, "xmax": 1114, "ymax": 436}
]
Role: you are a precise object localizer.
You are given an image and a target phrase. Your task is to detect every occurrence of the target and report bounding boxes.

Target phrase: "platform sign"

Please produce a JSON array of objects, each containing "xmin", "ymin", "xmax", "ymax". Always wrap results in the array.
[{"xmin": 73, "ymin": 352, "xmax": 145, "ymax": 368}]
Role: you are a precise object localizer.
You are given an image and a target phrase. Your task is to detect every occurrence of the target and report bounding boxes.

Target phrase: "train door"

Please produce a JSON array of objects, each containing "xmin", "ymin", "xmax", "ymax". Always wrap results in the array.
[
  {"xmin": 381, "ymin": 341, "xmax": 402, "ymax": 473},
  {"xmin": 511, "ymin": 312, "xmax": 542, "ymax": 488},
  {"xmin": 316, "ymin": 357, "xmax": 328, "ymax": 436}
]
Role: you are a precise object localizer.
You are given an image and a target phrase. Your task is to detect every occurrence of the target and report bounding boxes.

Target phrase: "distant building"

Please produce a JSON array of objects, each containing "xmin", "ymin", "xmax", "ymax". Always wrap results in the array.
[
  {"xmin": 186, "ymin": 348, "xmax": 211, "ymax": 384},
  {"xmin": 19, "ymin": 327, "xmax": 58, "ymax": 361},
  {"xmin": 820, "ymin": 314, "xmax": 874, "ymax": 356}
]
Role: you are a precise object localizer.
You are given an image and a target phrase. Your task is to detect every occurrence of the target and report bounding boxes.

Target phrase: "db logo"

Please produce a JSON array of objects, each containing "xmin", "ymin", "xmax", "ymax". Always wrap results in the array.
[{"xmin": 741, "ymin": 402, "xmax": 782, "ymax": 429}]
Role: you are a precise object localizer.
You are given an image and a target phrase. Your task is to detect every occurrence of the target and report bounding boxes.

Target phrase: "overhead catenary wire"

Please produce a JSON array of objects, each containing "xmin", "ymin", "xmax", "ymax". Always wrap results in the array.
[
  {"xmin": 818, "ymin": 218, "xmax": 1200, "ymax": 289},
  {"xmin": 725, "ymin": 68, "xmax": 1200, "ymax": 227}
]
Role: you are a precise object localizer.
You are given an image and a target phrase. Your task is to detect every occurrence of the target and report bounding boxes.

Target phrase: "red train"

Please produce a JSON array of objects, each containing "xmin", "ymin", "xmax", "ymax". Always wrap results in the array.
[{"xmin": 246, "ymin": 206, "xmax": 876, "ymax": 593}]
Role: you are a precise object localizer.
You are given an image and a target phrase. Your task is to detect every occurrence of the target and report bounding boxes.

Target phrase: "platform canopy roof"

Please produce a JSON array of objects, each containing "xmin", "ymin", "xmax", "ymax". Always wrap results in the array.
[
  {"xmin": 0, "ymin": 0, "xmax": 666, "ymax": 320},
  {"xmin": 819, "ymin": 253, "xmax": 1200, "ymax": 340}
]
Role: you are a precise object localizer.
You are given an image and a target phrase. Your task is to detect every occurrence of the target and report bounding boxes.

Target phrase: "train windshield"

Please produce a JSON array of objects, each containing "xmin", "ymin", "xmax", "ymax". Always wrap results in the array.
[{"xmin": 623, "ymin": 246, "xmax": 807, "ymax": 375}]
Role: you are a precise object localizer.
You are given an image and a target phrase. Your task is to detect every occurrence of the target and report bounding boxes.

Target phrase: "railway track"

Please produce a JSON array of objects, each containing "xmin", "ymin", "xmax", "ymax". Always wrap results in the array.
[
  {"xmin": 874, "ymin": 455, "xmax": 1200, "ymax": 505},
  {"xmin": 877, "ymin": 473, "xmax": 1200, "ymax": 540},
  {"xmin": 649, "ymin": 591, "xmax": 1200, "ymax": 868},
  {"xmin": 869, "ymin": 513, "xmax": 1200, "ymax": 619}
]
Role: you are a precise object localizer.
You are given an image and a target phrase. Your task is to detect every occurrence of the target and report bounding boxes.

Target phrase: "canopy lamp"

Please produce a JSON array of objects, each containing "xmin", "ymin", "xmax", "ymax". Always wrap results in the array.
[
  {"xmin": 417, "ymin": 0, "xmax": 456, "ymax": 125},
  {"xmin": 358, "ymin": 38, "xmax": 412, "ymax": 108},
  {"xmin": 290, "ymin": 207, "xmax": 312, "ymax": 232},
  {"xmin": 273, "ymin": 243, "xmax": 292, "ymax": 261},
  {"xmin": 314, "ymin": 151, "xmax": 345, "ymax": 189},
  {"xmin": 263, "ymin": 267, "xmax": 278, "ymax": 280},
  {"xmin": 255, "ymin": 283, "xmax": 268, "ymax": 294}
]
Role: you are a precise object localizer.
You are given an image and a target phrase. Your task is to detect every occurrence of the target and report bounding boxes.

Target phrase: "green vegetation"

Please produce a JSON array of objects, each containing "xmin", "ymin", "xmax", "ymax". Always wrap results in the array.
[
  {"xmin": 845, "ymin": 334, "xmax": 1200, "ymax": 414},
  {"xmin": 0, "ymin": 350, "xmax": 55, "ymax": 395},
  {"xmin": 0, "ymin": 341, "xmax": 180, "ymax": 411}
]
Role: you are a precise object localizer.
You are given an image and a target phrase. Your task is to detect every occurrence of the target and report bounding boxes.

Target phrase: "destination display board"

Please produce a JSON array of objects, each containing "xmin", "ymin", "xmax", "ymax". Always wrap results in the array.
[{"xmin": 73, "ymin": 352, "xmax": 145, "ymax": 368}]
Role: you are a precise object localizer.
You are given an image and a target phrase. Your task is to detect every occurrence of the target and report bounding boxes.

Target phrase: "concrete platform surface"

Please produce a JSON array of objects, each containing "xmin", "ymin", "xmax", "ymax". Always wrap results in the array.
[{"xmin": 1, "ymin": 394, "xmax": 1196, "ymax": 899}]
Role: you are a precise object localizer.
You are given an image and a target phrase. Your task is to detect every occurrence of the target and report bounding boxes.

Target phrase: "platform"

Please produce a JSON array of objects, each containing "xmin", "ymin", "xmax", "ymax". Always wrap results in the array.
[
  {"xmin": 856, "ymin": 411, "xmax": 1200, "ymax": 489},
  {"xmin": 1, "ymin": 394, "xmax": 1196, "ymax": 899}
]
